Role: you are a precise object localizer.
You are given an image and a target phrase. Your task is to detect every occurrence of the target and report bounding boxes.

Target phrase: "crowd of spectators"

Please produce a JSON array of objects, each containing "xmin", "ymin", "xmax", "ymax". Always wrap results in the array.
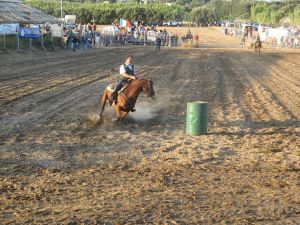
[
  {"xmin": 62, "ymin": 22, "xmax": 182, "ymax": 51},
  {"xmin": 266, "ymin": 27, "xmax": 300, "ymax": 48}
]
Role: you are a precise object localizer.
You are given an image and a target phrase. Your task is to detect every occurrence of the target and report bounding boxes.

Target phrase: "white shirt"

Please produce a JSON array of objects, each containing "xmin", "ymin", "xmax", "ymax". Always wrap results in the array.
[{"xmin": 120, "ymin": 64, "xmax": 134, "ymax": 75}]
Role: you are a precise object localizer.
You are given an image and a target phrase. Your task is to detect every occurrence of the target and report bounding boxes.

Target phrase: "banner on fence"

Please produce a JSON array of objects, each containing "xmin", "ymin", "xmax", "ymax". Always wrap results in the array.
[
  {"xmin": 19, "ymin": 26, "xmax": 40, "ymax": 39},
  {"xmin": 51, "ymin": 24, "xmax": 63, "ymax": 37},
  {"xmin": 0, "ymin": 24, "xmax": 19, "ymax": 35}
]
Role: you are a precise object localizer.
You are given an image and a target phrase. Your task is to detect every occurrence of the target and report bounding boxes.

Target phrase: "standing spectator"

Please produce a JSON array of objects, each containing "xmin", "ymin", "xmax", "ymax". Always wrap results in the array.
[
  {"xmin": 92, "ymin": 23, "xmax": 97, "ymax": 45},
  {"xmin": 174, "ymin": 34, "xmax": 178, "ymax": 46},
  {"xmin": 78, "ymin": 23, "xmax": 83, "ymax": 32},
  {"xmin": 166, "ymin": 33, "xmax": 170, "ymax": 47},
  {"xmin": 72, "ymin": 35, "xmax": 78, "ymax": 52},
  {"xmin": 240, "ymin": 36, "xmax": 245, "ymax": 48},
  {"xmin": 294, "ymin": 38, "xmax": 299, "ymax": 48},
  {"xmin": 194, "ymin": 34, "xmax": 199, "ymax": 46},
  {"xmin": 156, "ymin": 31, "xmax": 162, "ymax": 51},
  {"xmin": 88, "ymin": 23, "xmax": 92, "ymax": 32}
]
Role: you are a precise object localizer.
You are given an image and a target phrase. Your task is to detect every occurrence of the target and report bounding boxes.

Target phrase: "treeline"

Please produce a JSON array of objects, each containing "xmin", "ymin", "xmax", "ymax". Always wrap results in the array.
[
  {"xmin": 24, "ymin": 0, "xmax": 185, "ymax": 24},
  {"xmin": 24, "ymin": 0, "xmax": 300, "ymax": 25},
  {"xmin": 187, "ymin": 0, "xmax": 300, "ymax": 25},
  {"xmin": 251, "ymin": 1, "xmax": 300, "ymax": 25}
]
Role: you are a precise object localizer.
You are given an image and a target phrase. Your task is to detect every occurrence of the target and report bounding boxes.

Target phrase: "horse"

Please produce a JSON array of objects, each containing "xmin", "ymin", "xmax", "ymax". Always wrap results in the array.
[
  {"xmin": 254, "ymin": 40, "xmax": 262, "ymax": 54},
  {"xmin": 99, "ymin": 79, "xmax": 156, "ymax": 122}
]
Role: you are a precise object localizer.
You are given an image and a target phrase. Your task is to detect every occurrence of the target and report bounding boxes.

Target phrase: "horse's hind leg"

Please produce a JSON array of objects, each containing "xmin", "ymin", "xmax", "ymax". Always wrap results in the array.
[{"xmin": 100, "ymin": 91, "xmax": 108, "ymax": 118}]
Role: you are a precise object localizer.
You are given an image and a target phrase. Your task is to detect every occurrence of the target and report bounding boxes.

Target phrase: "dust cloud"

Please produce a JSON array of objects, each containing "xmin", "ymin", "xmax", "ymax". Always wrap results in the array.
[
  {"xmin": 130, "ymin": 104, "xmax": 156, "ymax": 121},
  {"xmin": 86, "ymin": 112, "xmax": 101, "ymax": 125},
  {"xmin": 130, "ymin": 97, "xmax": 168, "ymax": 121}
]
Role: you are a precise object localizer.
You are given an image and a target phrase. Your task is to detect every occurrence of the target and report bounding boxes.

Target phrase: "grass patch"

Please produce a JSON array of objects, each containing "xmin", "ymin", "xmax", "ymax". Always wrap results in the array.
[{"xmin": 0, "ymin": 35, "xmax": 63, "ymax": 51}]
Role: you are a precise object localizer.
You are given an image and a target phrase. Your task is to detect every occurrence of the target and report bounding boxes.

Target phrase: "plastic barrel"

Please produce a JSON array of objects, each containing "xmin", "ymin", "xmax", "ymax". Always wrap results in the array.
[{"xmin": 186, "ymin": 101, "xmax": 208, "ymax": 135}]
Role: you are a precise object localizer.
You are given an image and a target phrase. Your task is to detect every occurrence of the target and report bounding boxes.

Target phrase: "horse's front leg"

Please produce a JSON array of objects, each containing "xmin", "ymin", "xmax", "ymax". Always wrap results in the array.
[
  {"xmin": 113, "ymin": 105, "xmax": 123, "ymax": 122},
  {"xmin": 120, "ymin": 112, "xmax": 129, "ymax": 121}
]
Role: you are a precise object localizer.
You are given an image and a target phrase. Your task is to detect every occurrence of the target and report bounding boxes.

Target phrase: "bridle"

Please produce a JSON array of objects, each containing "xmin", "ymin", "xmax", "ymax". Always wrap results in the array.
[{"xmin": 143, "ymin": 80, "xmax": 156, "ymax": 100}]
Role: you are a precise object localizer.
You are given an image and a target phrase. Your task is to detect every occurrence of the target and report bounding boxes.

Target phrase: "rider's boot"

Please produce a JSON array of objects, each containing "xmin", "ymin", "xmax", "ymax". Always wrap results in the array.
[{"xmin": 109, "ymin": 91, "xmax": 117, "ymax": 105}]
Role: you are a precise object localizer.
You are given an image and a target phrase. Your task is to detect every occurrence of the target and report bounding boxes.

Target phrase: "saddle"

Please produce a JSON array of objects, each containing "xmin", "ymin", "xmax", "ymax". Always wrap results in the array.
[
  {"xmin": 107, "ymin": 82, "xmax": 136, "ymax": 112},
  {"xmin": 107, "ymin": 82, "xmax": 130, "ymax": 94}
]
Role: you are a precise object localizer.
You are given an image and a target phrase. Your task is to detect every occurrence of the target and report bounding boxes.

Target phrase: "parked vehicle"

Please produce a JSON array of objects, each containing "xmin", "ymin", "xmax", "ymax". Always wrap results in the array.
[
  {"xmin": 251, "ymin": 22, "xmax": 259, "ymax": 31},
  {"xmin": 65, "ymin": 23, "xmax": 75, "ymax": 30},
  {"xmin": 225, "ymin": 21, "xmax": 235, "ymax": 27},
  {"xmin": 124, "ymin": 36, "xmax": 144, "ymax": 45},
  {"xmin": 163, "ymin": 21, "xmax": 182, "ymax": 27},
  {"xmin": 145, "ymin": 30, "xmax": 157, "ymax": 45},
  {"xmin": 145, "ymin": 21, "xmax": 161, "ymax": 27}
]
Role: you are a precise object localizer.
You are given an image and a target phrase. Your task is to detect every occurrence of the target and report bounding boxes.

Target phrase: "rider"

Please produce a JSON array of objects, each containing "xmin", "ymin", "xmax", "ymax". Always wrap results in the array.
[
  {"xmin": 256, "ymin": 34, "xmax": 260, "ymax": 42},
  {"xmin": 109, "ymin": 55, "xmax": 137, "ymax": 104}
]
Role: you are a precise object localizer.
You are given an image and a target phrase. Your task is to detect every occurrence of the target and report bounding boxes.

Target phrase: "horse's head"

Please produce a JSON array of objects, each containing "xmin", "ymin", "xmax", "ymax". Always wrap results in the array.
[{"xmin": 143, "ymin": 79, "xmax": 156, "ymax": 100}]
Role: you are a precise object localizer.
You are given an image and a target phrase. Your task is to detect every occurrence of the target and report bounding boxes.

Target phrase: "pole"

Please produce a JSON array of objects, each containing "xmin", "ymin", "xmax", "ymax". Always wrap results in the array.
[
  {"xmin": 17, "ymin": 33, "xmax": 20, "ymax": 50},
  {"xmin": 41, "ymin": 31, "xmax": 44, "ymax": 49},
  {"xmin": 51, "ymin": 28, "xmax": 54, "ymax": 49},
  {"xmin": 60, "ymin": 0, "xmax": 63, "ymax": 19},
  {"xmin": 41, "ymin": 26, "xmax": 44, "ymax": 50},
  {"xmin": 3, "ymin": 34, "xmax": 6, "ymax": 50},
  {"xmin": 230, "ymin": 0, "xmax": 233, "ymax": 18}
]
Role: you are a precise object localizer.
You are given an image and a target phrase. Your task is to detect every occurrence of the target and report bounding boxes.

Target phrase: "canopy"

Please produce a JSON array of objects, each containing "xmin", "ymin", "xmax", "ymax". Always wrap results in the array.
[{"xmin": 0, "ymin": 0, "xmax": 61, "ymax": 24}]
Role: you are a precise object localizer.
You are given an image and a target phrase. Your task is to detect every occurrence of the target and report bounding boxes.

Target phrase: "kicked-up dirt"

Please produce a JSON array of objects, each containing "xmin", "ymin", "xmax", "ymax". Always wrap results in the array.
[{"xmin": 0, "ymin": 27, "xmax": 299, "ymax": 224}]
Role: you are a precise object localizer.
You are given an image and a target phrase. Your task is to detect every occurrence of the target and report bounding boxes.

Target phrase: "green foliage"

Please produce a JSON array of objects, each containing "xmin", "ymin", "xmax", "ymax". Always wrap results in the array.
[
  {"xmin": 289, "ymin": 4, "xmax": 300, "ymax": 25},
  {"xmin": 24, "ymin": 0, "xmax": 185, "ymax": 24},
  {"xmin": 23, "ymin": 0, "xmax": 300, "ymax": 25},
  {"xmin": 251, "ymin": 2, "xmax": 300, "ymax": 25}
]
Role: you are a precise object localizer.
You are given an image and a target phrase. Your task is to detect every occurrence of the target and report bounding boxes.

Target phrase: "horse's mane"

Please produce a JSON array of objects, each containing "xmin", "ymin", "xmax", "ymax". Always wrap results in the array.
[{"xmin": 131, "ymin": 78, "xmax": 149, "ymax": 85}]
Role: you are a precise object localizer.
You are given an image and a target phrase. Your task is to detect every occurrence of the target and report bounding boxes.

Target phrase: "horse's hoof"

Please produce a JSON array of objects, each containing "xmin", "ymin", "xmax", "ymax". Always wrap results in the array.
[{"xmin": 111, "ymin": 118, "xmax": 119, "ymax": 123}]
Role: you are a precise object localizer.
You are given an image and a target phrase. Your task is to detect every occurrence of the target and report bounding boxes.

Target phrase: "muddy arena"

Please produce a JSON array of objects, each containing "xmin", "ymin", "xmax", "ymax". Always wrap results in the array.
[{"xmin": 0, "ymin": 27, "xmax": 299, "ymax": 224}]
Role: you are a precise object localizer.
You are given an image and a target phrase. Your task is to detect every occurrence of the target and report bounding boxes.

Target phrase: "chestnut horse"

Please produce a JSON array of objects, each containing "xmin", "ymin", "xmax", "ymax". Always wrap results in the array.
[
  {"xmin": 255, "ymin": 40, "xmax": 262, "ymax": 54},
  {"xmin": 99, "ymin": 79, "xmax": 155, "ymax": 122}
]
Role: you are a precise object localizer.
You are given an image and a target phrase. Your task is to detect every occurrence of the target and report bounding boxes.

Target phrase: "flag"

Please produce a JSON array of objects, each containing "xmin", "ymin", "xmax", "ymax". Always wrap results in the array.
[{"xmin": 120, "ymin": 19, "xmax": 131, "ymax": 27}]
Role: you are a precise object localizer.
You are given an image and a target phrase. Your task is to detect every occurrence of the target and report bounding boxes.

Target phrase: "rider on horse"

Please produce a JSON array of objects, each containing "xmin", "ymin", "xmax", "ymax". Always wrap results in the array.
[{"xmin": 109, "ymin": 55, "xmax": 137, "ymax": 105}]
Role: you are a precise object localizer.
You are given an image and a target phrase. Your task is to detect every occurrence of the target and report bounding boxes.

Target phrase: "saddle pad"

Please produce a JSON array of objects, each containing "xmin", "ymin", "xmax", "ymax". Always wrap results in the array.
[{"xmin": 106, "ymin": 83, "xmax": 129, "ymax": 94}]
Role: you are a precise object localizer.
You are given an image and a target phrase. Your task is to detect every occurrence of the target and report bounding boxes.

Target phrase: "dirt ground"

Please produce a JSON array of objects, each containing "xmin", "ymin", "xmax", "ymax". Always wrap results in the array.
[{"xmin": 0, "ymin": 27, "xmax": 299, "ymax": 224}]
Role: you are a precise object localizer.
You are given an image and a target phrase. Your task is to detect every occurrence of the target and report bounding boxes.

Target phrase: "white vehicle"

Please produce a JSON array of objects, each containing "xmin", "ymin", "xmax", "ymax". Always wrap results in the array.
[
  {"xmin": 146, "ymin": 30, "xmax": 157, "ymax": 44},
  {"xmin": 241, "ymin": 23, "xmax": 252, "ymax": 31},
  {"xmin": 65, "ymin": 15, "xmax": 76, "ymax": 24},
  {"xmin": 102, "ymin": 26, "xmax": 120, "ymax": 36},
  {"xmin": 163, "ymin": 21, "xmax": 182, "ymax": 27},
  {"xmin": 225, "ymin": 21, "xmax": 235, "ymax": 27}
]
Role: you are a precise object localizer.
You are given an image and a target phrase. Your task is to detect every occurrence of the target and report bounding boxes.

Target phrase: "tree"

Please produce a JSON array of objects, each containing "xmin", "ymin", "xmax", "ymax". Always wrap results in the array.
[{"xmin": 285, "ymin": 0, "xmax": 299, "ymax": 24}]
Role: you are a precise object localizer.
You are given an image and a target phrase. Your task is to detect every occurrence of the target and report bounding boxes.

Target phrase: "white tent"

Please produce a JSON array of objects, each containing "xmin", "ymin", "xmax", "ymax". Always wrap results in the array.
[{"xmin": 267, "ymin": 27, "xmax": 289, "ymax": 44}]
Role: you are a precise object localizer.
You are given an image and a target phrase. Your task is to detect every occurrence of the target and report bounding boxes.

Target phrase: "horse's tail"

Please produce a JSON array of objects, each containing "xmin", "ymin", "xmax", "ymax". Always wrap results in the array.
[{"xmin": 100, "ymin": 89, "xmax": 109, "ymax": 118}]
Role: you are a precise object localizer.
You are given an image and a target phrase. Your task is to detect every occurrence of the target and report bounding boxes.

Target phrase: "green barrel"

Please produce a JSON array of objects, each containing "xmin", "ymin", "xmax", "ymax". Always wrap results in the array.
[{"xmin": 186, "ymin": 101, "xmax": 208, "ymax": 135}]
